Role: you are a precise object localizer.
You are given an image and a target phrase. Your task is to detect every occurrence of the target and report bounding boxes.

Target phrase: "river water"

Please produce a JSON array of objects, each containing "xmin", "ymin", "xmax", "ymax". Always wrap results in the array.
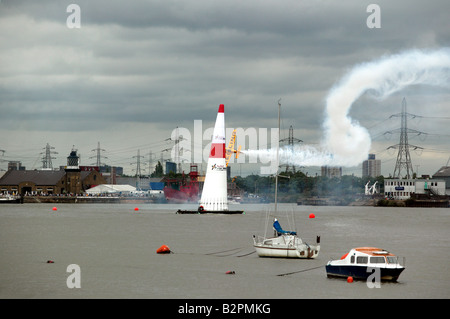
[{"xmin": 0, "ymin": 203, "xmax": 448, "ymax": 299}]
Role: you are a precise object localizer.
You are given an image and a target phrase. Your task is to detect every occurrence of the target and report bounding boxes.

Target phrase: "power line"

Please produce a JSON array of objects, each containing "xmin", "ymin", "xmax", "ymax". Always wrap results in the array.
[{"xmin": 406, "ymin": 115, "xmax": 450, "ymax": 120}]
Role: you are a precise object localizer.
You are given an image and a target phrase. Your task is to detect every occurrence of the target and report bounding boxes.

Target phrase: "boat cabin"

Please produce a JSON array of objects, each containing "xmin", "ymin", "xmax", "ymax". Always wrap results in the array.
[{"xmin": 341, "ymin": 247, "xmax": 403, "ymax": 266}]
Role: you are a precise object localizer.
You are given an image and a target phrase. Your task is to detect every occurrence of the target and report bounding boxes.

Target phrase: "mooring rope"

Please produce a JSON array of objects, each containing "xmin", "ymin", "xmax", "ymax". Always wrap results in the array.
[
  {"xmin": 203, "ymin": 246, "xmax": 259, "ymax": 257},
  {"xmin": 204, "ymin": 247, "xmax": 246, "ymax": 256},
  {"xmin": 277, "ymin": 264, "xmax": 325, "ymax": 276},
  {"xmin": 213, "ymin": 249, "xmax": 246, "ymax": 257},
  {"xmin": 236, "ymin": 251, "xmax": 256, "ymax": 257},
  {"xmin": 169, "ymin": 246, "xmax": 255, "ymax": 257}
]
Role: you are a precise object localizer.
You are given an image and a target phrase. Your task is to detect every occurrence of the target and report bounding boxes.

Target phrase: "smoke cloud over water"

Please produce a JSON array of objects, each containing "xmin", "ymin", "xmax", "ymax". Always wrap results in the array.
[{"xmin": 249, "ymin": 48, "xmax": 450, "ymax": 170}]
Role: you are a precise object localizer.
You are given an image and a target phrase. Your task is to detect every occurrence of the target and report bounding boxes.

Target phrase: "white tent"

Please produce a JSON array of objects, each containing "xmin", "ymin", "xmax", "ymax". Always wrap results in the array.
[{"xmin": 85, "ymin": 184, "xmax": 136, "ymax": 195}]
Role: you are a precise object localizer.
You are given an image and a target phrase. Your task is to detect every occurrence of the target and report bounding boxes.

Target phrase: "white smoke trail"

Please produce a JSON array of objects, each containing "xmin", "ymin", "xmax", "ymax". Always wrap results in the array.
[
  {"xmin": 250, "ymin": 48, "xmax": 450, "ymax": 169},
  {"xmin": 323, "ymin": 47, "xmax": 450, "ymax": 167}
]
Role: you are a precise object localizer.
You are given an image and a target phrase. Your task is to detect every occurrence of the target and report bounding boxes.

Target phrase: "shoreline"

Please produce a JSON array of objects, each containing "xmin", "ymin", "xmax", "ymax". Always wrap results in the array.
[
  {"xmin": 20, "ymin": 195, "xmax": 159, "ymax": 204},
  {"xmin": 2, "ymin": 195, "xmax": 445, "ymax": 207}
]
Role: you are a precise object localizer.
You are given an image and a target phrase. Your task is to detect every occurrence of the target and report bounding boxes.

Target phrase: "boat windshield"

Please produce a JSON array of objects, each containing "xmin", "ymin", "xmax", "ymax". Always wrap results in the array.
[{"xmin": 386, "ymin": 256, "xmax": 399, "ymax": 264}]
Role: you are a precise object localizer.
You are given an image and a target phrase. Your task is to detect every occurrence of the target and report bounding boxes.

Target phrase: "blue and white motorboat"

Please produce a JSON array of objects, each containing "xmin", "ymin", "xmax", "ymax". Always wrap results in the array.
[{"xmin": 326, "ymin": 247, "xmax": 405, "ymax": 282}]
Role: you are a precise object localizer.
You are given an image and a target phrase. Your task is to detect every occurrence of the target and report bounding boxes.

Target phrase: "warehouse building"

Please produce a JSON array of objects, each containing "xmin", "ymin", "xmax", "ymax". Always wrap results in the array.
[
  {"xmin": 384, "ymin": 178, "xmax": 446, "ymax": 200},
  {"xmin": 432, "ymin": 166, "xmax": 450, "ymax": 195},
  {"xmin": 0, "ymin": 149, "xmax": 106, "ymax": 195}
]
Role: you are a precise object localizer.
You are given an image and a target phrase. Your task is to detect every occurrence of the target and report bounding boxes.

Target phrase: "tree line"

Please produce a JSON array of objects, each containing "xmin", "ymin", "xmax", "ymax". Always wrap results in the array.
[{"xmin": 233, "ymin": 171, "xmax": 384, "ymax": 203}]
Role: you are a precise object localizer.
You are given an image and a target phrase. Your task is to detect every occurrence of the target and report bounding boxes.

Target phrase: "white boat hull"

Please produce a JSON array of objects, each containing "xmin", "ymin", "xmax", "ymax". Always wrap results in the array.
[{"xmin": 253, "ymin": 235, "xmax": 320, "ymax": 259}]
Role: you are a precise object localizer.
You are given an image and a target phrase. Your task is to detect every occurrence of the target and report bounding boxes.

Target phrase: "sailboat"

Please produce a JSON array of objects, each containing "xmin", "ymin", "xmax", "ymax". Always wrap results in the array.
[
  {"xmin": 176, "ymin": 104, "xmax": 243, "ymax": 214},
  {"xmin": 252, "ymin": 100, "xmax": 321, "ymax": 258}
]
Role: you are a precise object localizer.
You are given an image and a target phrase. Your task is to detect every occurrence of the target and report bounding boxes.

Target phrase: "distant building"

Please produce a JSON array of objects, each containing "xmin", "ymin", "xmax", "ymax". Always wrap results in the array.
[
  {"xmin": 166, "ymin": 161, "xmax": 177, "ymax": 174},
  {"xmin": 0, "ymin": 169, "xmax": 106, "ymax": 195},
  {"xmin": 321, "ymin": 166, "xmax": 342, "ymax": 178},
  {"xmin": 432, "ymin": 166, "xmax": 450, "ymax": 195},
  {"xmin": 8, "ymin": 161, "xmax": 25, "ymax": 171},
  {"xmin": 115, "ymin": 176, "xmax": 164, "ymax": 191},
  {"xmin": 384, "ymin": 179, "xmax": 416, "ymax": 200},
  {"xmin": 362, "ymin": 154, "xmax": 381, "ymax": 178},
  {"xmin": 65, "ymin": 149, "xmax": 82, "ymax": 194},
  {"xmin": 415, "ymin": 180, "xmax": 446, "ymax": 196},
  {"xmin": 0, "ymin": 149, "xmax": 106, "ymax": 195},
  {"xmin": 99, "ymin": 165, "xmax": 123, "ymax": 175},
  {"xmin": 384, "ymin": 179, "xmax": 446, "ymax": 200}
]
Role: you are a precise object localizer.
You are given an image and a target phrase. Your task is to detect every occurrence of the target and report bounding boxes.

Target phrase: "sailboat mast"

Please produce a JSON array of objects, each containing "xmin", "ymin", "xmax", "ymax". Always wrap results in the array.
[{"xmin": 274, "ymin": 99, "xmax": 281, "ymax": 214}]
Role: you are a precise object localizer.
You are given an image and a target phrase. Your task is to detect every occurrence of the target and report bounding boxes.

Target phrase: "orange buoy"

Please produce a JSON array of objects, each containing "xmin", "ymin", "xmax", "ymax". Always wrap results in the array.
[
  {"xmin": 347, "ymin": 276, "xmax": 353, "ymax": 283},
  {"xmin": 134, "ymin": 207, "xmax": 139, "ymax": 211},
  {"xmin": 156, "ymin": 245, "xmax": 171, "ymax": 254},
  {"xmin": 309, "ymin": 213, "xmax": 315, "ymax": 219},
  {"xmin": 52, "ymin": 207, "xmax": 57, "ymax": 211}
]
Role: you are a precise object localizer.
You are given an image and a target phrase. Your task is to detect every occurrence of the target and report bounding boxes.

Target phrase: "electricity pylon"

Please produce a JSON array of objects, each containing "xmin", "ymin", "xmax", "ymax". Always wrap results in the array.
[
  {"xmin": 132, "ymin": 149, "xmax": 145, "ymax": 190},
  {"xmin": 90, "ymin": 142, "xmax": 107, "ymax": 167},
  {"xmin": 41, "ymin": 143, "xmax": 57, "ymax": 169},
  {"xmin": 387, "ymin": 98, "xmax": 423, "ymax": 179},
  {"xmin": 280, "ymin": 125, "xmax": 302, "ymax": 173}
]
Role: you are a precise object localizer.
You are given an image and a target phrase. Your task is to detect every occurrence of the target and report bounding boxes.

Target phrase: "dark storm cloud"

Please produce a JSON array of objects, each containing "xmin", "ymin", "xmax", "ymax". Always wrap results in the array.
[{"xmin": 1, "ymin": 0, "xmax": 449, "ymax": 174}]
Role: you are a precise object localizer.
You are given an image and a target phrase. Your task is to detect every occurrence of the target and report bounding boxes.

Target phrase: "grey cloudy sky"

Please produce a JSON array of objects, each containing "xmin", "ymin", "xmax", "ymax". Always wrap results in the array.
[{"xmin": 1, "ymin": 0, "xmax": 449, "ymax": 176}]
